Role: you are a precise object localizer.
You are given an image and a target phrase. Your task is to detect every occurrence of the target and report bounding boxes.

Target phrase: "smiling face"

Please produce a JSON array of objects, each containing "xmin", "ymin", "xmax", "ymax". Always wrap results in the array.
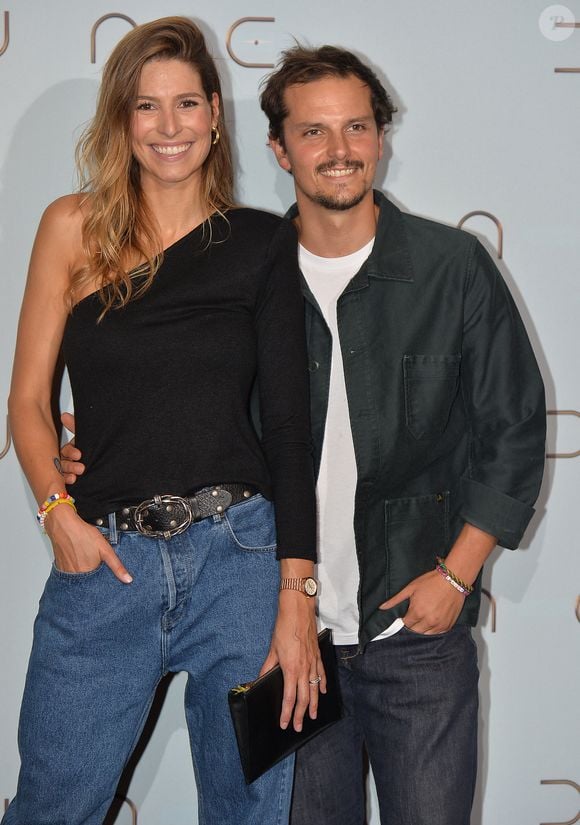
[
  {"xmin": 270, "ymin": 74, "xmax": 383, "ymax": 213},
  {"xmin": 130, "ymin": 58, "xmax": 218, "ymax": 192}
]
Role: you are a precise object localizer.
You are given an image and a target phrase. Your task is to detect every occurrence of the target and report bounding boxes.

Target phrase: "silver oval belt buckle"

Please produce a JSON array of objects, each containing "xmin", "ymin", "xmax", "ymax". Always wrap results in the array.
[{"xmin": 134, "ymin": 494, "xmax": 193, "ymax": 539}]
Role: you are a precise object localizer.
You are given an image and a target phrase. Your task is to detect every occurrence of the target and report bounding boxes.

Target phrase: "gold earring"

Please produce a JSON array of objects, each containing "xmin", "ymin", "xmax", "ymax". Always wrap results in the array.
[{"xmin": 211, "ymin": 126, "xmax": 220, "ymax": 146}]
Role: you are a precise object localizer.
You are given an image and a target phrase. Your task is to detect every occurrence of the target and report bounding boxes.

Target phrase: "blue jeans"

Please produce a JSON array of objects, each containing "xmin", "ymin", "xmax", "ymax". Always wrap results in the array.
[
  {"xmin": 291, "ymin": 625, "xmax": 479, "ymax": 825},
  {"xmin": 3, "ymin": 494, "xmax": 293, "ymax": 825}
]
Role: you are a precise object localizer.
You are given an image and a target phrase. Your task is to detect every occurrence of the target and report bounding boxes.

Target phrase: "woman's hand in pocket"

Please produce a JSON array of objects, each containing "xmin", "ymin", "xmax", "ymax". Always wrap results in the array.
[{"xmin": 44, "ymin": 504, "xmax": 133, "ymax": 582}]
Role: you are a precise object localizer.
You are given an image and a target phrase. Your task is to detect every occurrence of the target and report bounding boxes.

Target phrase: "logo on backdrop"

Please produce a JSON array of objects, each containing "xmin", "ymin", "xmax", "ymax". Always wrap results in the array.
[
  {"xmin": 539, "ymin": 5, "xmax": 576, "ymax": 40},
  {"xmin": 539, "ymin": 779, "xmax": 580, "ymax": 825},
  {"xmin": 546, "ymin": 410, "xmax": 580, "ymax": 458},
  {"xmin": 539, "ymin": 5, "xmax": 580, "ymax": 72},
  {"xmin": 91, "ymin": 13, "xmax": 137, "ymax": 63},
  {"xmin": 114, "ymin": 797, "xmax": 138, "ymax": 824},
  {"xmin": 457, "ymin": 211, "xmax": 503, "ymax": 259},
  {"xmin": 481, "ymin": 589, "xmax": 497, "ymax": 632},
  {"xmin": 89, "ymin": 13, "xmax": 277, "ymax": 68},
  {"xmin": 226, "ymin": 17, "xmax": 276, "ymax": 68},
  {"xmin": 0, "ymin": 416, "xmax": 10, "ymax": 461},
  {"xmin": 0, "ymin": 10, "xmax": 8, "ymax": 57}
]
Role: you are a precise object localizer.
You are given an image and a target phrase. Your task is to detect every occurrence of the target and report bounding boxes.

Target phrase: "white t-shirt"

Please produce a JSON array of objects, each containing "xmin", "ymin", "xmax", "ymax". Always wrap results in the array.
[{"xmin": 300, "ymin": 241, "xmax": 404, "ymax": 645}]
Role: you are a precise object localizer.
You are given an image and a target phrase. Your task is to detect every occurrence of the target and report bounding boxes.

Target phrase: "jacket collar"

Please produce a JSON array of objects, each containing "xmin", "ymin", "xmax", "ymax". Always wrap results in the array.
[{"xmin": 285, "ymin": 190, "xmax": 415, "ymax": 290}]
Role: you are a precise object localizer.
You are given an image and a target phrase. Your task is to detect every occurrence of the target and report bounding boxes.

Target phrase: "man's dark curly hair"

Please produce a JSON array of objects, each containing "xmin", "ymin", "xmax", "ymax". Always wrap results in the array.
[{"xmin": 260, "ymin": 44, "xmax": 396, "ymax": 146}]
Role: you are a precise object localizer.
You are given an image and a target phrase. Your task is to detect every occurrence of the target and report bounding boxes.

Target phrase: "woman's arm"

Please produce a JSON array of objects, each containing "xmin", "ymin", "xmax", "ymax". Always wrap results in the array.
[
  {"xmin": 259, "ymin": 557, "xmax": 325, "ymax": 731},
  {"xmin": 9, "ymin": 196, "xmax": 131, "ymax": 582},
  {"xmin": 254, "ymin": 218, "xmax": 322, "ymax": 729}
]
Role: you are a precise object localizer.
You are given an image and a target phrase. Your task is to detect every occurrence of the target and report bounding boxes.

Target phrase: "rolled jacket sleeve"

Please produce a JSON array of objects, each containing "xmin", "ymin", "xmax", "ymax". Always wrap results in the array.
[{"xmin": 458, "ymin": 240, "xmax": 546, "ymax": 549}]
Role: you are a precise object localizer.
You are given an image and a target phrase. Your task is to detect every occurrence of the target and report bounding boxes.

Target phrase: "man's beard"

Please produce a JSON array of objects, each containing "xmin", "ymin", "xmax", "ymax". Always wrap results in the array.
[
  {"xmin": 309, "ymin": 160, "xmax": 367, "ymax": 211},
  {"xmin": 311, "ymin": 188, "xmax": 367, "ymax": 211}
]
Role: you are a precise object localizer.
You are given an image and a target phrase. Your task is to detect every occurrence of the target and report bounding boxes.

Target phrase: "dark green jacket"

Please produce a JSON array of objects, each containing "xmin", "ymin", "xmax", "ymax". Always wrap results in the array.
[{"xmin": 287, "ymin": 192, "xmax": 546, "ymax": 646}]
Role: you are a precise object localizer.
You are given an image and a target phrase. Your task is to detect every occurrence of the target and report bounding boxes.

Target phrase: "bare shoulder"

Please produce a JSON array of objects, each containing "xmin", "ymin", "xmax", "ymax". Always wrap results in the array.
[
  {"xmin": 39, "ymin": 194, "xmax": 84, "ymax": 237},
  {"xmin": 12, "ymin": 196, "xmax": 90, "ymax": 400},
  {"xmin": 34, "ymin": 194, "xmax": 86, "ymax": 271}
]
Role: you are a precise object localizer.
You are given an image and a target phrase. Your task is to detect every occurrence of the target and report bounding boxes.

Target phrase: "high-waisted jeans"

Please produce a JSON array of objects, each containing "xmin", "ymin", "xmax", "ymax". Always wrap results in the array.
[{"xmin": 3, "ymin": 494, "xmax": 293, "ymax": 825}]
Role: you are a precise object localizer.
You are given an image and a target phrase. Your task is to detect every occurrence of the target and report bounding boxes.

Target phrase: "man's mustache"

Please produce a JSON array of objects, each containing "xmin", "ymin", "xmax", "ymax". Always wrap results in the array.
[{"xmin": 315, "ymin": 160, "xmax": 364, "ymax": 174}]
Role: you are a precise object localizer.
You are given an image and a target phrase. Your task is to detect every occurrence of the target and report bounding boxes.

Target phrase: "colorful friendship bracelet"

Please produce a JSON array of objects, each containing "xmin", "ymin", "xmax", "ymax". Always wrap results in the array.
[
  {"xmin": 37, "ymin": 491, "xmax": 74, "ymax": 517},
  {"xmin": 435, "ymin": 564, "xmax": 470, "ymax": 596},
  {"xmin": 435, "ymin": 556, "xmax": 474, "ymax": 597},
  {"xmin": 37, "ymin": 492, "xmax": 76, "ymax": 530}
]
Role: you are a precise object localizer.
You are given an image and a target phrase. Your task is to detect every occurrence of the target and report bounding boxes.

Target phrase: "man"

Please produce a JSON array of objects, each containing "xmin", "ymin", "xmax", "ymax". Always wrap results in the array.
[
  {"xmin": 62, "ymin": 45, "xmax": 545, "ymax": 825},
  {"xmin": 258, "ymin": 46, "xmax": 545, "ymax": 825}
]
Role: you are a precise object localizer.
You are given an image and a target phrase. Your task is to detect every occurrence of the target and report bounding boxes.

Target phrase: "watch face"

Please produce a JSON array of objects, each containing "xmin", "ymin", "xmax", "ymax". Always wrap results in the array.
[{"xmin": 304, "ymin": 577, "xmax": 318, "ymax": 596}]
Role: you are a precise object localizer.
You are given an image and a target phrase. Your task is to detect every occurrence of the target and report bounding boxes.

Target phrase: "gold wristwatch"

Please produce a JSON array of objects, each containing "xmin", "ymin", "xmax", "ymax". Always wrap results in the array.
[{"xmin": 279, "ymin": 577, "xmax": 318, "ymax": 597}]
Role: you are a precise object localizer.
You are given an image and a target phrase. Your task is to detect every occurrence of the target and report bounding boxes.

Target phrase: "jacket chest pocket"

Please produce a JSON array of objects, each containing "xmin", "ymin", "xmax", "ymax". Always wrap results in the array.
[{"xmin": 403, "ymin": 354, "xmax": 461, "ymax": 440}]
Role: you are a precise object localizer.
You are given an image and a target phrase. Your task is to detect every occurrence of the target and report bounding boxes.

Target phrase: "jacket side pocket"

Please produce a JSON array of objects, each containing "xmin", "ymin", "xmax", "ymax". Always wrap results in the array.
[{"xmin": 384, "ymin": 491, "xmax": 449, "ymax": 601}]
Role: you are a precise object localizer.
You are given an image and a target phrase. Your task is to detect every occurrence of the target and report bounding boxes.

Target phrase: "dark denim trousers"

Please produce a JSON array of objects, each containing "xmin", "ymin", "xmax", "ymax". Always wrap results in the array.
[{"xmin": 291, "ymin": 624, "xmax": 479, "ymax": 825}]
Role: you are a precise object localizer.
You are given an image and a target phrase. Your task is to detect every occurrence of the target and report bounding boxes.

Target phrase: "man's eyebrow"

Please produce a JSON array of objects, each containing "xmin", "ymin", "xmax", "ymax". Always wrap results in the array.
[
  {"xmin": 292, "ymin": 121, "xmax": 325, "ymax": 129},
  {"xmin": 291, "ymin": 115, "xmax": 375, "ymax": 129}
]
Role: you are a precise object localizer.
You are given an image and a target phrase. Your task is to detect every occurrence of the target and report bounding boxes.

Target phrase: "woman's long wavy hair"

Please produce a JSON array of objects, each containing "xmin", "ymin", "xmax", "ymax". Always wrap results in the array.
[{"xmin": 72, "ymin": 16, "xmax": 235, "ymax": 313}]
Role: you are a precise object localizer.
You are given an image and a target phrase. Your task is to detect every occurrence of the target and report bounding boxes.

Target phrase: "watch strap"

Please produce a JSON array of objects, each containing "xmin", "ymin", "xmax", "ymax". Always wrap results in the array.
[{"xmin": 279, "ymin": 577, "xmax": 318, "ymax": 596}]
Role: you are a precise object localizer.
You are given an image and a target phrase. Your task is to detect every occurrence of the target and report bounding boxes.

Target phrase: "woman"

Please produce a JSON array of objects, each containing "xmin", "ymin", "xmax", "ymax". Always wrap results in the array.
[{"xmin": 4, "ymin": 17, "xmax": 322, "ymax": 825}]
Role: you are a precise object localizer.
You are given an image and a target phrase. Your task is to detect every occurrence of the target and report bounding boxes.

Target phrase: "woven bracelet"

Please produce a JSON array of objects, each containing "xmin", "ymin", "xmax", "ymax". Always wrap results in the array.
[{"xmin": 435, "ymin": 556, "xmax": 474, "ymax": 596}]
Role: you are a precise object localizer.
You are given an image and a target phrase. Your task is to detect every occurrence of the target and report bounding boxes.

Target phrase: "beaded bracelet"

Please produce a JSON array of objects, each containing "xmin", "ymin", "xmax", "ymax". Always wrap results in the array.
[
  {"xmin": 435, "ymin": 556, "xmax": 474, "ymax": 597},
  {"xmin": 37, "ymin": 492, "xmax": 76, "ymax": 530}
]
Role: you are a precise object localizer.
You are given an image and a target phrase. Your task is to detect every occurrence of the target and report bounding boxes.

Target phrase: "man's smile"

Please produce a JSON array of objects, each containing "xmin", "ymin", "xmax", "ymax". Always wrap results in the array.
[{"xmin": 320, "ymin": 167, "xmax": 356, "ymax": 177}]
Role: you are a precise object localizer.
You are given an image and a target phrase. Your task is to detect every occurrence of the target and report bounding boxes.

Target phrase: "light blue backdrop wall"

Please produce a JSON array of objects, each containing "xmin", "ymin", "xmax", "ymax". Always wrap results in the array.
[{"xmin": 1, "ymin": 2, "xmax": 578, "ymax": 823}]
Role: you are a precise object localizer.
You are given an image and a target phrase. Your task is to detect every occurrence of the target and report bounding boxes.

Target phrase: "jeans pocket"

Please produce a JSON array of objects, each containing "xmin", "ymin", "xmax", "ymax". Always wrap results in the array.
[
  {"xmin": 403, "ymin": 354, "xmax": 461, "ymax": 440},
  {"xmin": 51, "ymin": 562, "xmax": 105, "ymax": 580},
  {"xmin": 401, "ymin": 624, "xmax": 451, "ymax": 638},
  {"xmin": 384, "ymin": 492, "xmax": 449, "ymax": 604},
  {"xmin": 223, "ymin": 494, "xmax": 277, "ymax": 552}
]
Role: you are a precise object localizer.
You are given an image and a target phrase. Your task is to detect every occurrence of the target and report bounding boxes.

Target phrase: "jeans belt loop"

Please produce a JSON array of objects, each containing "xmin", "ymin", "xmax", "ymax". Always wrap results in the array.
[{"xmin": 107, "ymin": 512, "xmax": 118, "ymax": 545}]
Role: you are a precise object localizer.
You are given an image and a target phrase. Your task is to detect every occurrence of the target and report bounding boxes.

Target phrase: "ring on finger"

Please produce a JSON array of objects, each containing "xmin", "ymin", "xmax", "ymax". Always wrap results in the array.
[{"xmin": 308, "ymin": 675, "xmax": 321, "ymax": 686}]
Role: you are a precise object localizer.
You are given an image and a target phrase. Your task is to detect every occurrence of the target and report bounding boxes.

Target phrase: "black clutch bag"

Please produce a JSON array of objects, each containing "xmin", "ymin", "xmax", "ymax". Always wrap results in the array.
[{"xmin": 228, "ymin": 628, "xmax": 342, "ymax": 783}]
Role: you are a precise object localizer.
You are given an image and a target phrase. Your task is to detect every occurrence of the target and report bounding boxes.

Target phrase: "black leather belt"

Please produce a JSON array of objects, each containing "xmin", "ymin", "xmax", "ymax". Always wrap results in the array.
[{"xmin": 92, "ymin": 484, "xmax": 257, "ymax": 539}]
